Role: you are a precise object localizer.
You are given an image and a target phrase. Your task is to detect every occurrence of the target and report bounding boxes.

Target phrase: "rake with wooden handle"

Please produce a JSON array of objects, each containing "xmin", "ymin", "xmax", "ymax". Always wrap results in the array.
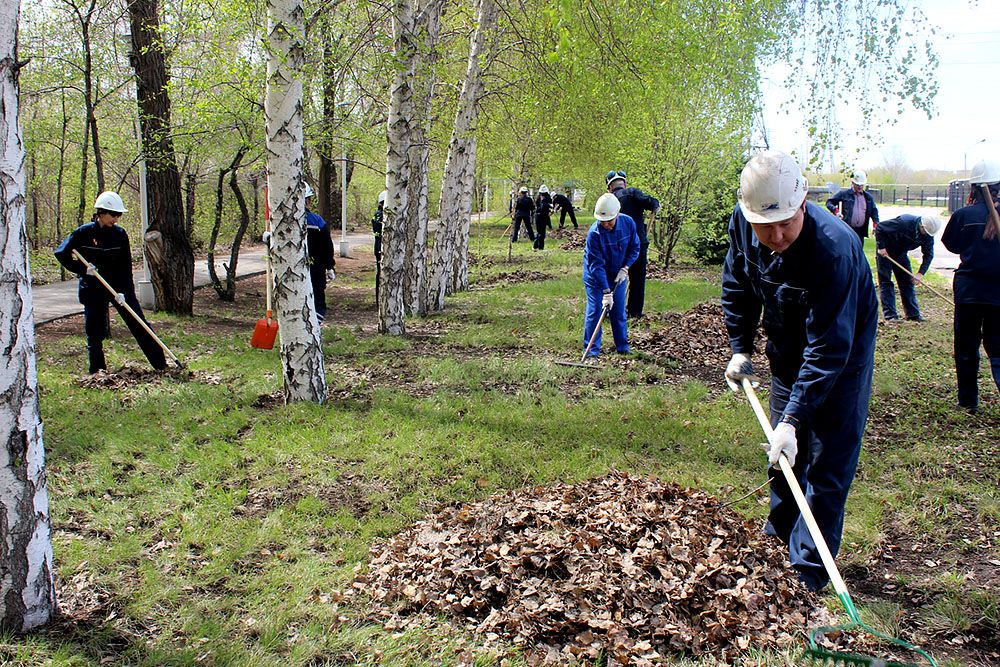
[{"xmin": 879, "ymin": 252, "xmax": 954, "ymax": 307}]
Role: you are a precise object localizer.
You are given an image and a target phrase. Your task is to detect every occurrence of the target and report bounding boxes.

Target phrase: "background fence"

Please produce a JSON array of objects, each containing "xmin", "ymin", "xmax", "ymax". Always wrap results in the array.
[{"xmin": 810, "ymin": 182, "xmax": 970, "ymax": 213}]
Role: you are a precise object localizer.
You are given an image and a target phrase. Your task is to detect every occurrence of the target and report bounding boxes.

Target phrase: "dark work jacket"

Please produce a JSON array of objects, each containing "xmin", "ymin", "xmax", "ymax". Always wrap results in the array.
[
  {"xmin": 611, "ymin": 185, "xmax": 659, "ymax": 245},
  {"xmin": 306, "ymin": 210, "xmax": 335, "ymax": 270},
  {"xmin": 372, "ymin": 205, "xmax": 384, "ymax": 257},
  {"xmin": 825, "ymin": 188, "xmax": 879, "ymax": 237},
  {"xmin": 535, "ymin": 193, "xmax": 552, "ymax": 216},
  {"xmin": 722, "ymin": 201, "xmax": 878, "ymax": 423},
  {"xmin": 552, "ymin": 193, "xmax": 572, "ymax": 210},
  {"xmin": 942, "ymin": 201, "xmax": 1000, "ymax": 306},
  {"xmin": 513, "ymin": 194, "xmax": 534, "ymax": 215},
  {"xmin": 875, "ymin": 214, "xmax": 934, "ymax": 275},
  {"xmin": 55, "ymin": 221, "xmax": 135, "ymax": 303}
]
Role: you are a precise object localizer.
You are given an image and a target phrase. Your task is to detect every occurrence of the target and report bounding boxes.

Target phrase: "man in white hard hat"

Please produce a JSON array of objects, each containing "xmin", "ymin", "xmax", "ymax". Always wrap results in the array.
[
  {"xmin": 874, "ymin": 213, "xmax": 942, "ymax": 322},
  {"xmin": 581, "ymin": 193, "xmax": 640, "ymax": 356},
  {"xmin": 304, "ymin": 183, "xmax": 336, "ymax": 323},
  {"xmin": 55, "ymin": 191, "xmax": 167, "ymax": 374},
  {"xmin": 533, "ymin": 184, "xmax": 553, "ymax": 250},
  {"xmin": 511, "ymin": 186, "xmax": 535, "ymax": 243},
  {"xmin": 373, "ymin": 190, "xmax": 387, "ymax": 301},
  {"xmin": 942, "ymin": 159, "xmax": 1000, "ymax": 413},
  {"xmin": 722, "ymin": 150, "xmax": 878, "ymax": 592},
  {"xmin": 825, "ymin": 169, "xmax": 879, "ymax": 241}
]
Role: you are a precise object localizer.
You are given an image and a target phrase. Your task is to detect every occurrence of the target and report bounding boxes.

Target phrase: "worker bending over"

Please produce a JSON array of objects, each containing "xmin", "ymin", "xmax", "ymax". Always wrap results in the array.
[{"xmin": 874, "ymin": 213, "xmax": 941, "ymax": 322}]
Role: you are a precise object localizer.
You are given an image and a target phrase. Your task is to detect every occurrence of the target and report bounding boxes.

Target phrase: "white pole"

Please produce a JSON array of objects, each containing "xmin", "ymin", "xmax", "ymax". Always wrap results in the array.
[
  {"xmin": 484, "ymin": 165, "xmax": 490, "ymax": 214},
  {"xmin": 339, "ymin": 137, "xmax": 349, "ymax": 257}
]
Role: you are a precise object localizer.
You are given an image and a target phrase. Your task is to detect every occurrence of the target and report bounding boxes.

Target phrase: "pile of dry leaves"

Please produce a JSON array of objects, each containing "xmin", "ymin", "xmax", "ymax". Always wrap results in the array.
[
  {"xmin": 557, "ymin": 231, "xmax": 586, "ymax": 251},
  {"xmin": 350, "ymin": 472, "xmax": 822, "ymax": 664},
  {"xmin": 75, "ymin": 364, "xmax": 219, "ymax": 390},
  {"xmin": 492, "ymin": 270, "xmax": 554, "ymax": 285},
  {"xmin": 631, "ymin": 303, "xmax": 745, "ymax": 372}
]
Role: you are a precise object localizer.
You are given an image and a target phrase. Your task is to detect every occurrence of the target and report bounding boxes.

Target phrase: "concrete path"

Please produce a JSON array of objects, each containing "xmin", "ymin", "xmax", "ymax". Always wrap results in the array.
[{"xmin": 33, "ymin": 232, "xmax": 374, "ymax": 325}]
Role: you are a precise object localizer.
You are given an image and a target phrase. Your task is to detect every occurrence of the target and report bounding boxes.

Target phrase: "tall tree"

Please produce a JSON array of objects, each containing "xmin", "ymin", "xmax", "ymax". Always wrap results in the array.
[
  {"xmin": 128, "ymin": 0, "xmax": 194, "ymax": 314},
  {"xmin": 430, "ymin": 0, "xmax": 495, "ymax": 310},
  {"xmin": 0, "ymin": 0, "xmax": 57, "ymax": 630},
  {"xmin": 265, "ymin": 0, "xmax": 327, "ymax": 402}
]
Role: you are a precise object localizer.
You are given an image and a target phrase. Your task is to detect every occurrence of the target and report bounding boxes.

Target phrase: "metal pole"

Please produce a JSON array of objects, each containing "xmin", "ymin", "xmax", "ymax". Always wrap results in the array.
[{"xmin": 339, "ymin": 136, "xmax": 349, "ymax": 257}]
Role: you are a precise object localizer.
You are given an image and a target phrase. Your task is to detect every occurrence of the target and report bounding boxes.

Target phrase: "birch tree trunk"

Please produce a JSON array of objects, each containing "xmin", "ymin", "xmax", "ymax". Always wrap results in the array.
[
  {"xmin": 379, "ymin": 0, "xmax": 417, "ymax": 335},
  {"xmin": 402, "ymin": 0, "xmax": 443, "ymax": 317},
  {"xmin": 0, "ymin": 2, "xmax": 57, "ymax": 630},
  {"xmin": 265, "ymin": 0, "xmax": 327, "ymax": 403},
  {"xmin": 430, "ymin": 0, "xmax": 495, "ymax": 311}
]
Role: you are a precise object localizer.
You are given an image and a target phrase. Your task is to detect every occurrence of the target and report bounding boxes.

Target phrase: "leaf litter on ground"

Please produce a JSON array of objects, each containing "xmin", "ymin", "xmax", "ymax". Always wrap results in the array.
[{"xmin": 346, "ymin": 471, "xmax": 832, "ymax": 665}]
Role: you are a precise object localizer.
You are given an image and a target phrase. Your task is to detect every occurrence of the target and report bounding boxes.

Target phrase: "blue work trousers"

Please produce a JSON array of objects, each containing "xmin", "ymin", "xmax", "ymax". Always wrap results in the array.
[
  {"xmin": 765, "ymin": 367, "xmax": 873, "ymax": 591},
  {"xmin": 876, "ymin": 252, "xmax": 920, "ymax": 320},
  {"xmin": 582, "ymin": 279, "xmax": 628, "ymax": 356},
  {"xmin": 954, "ymin": 302, "xmax": 1000, "ymax": 409}
]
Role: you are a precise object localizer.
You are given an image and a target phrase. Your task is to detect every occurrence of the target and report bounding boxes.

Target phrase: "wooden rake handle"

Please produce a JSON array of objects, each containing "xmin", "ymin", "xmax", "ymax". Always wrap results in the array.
[{"xmin": 880, "ymin": 252, "xmax": 955, "ymax": 307}]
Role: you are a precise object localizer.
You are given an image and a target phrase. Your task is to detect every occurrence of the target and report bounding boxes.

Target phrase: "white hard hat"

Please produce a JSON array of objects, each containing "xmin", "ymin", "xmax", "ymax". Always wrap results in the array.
[
  {"xmin": 593, "ymin": 193, "xmax": 621, "ymax": 221},
  {"xmin": 969, "ymin": 160, "xmax": 1000, "ymax": 186},
  {"xmin": 304, "ymin": 183, "xmax": 315, "ymax": 198},
  {"xmin": 94, "ymin": 191, "xmax": 127, "ymax": 213},
  {"xmin": 539, "ymin": 184, "xmax": 549, "ymax": 194},
  {"xmin": 737, "ymin": 150, "xmax": 808, "ymax": 224},
  {"xmin": 919, "ymin": 214, "xmax": 943, "ymax": 236},
  {"xmin": 850, "ymin": 170, "xmax": 868, "ymax": 186},
  {"xmin": 378, "ymin": 190, "xmax": 387, "ymax": 204},
  {"xmin": 519, "ymin": 186, "xmax": 528, "ymax": 193}
]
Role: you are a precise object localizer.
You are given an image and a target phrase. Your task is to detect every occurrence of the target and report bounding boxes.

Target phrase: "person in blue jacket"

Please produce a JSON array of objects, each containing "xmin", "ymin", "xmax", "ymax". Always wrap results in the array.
[
  {"xmin": 826, "ymin": 170, "xmax": 879, "ymax": 241},
  {"xmin": 874, "ymin": 213, "xmax": 942, "ymax": 322},
  {"xmin": 722, "ymin": 151, "xmax": 878, "ymax": 592},
  {"xmin": 607, "ymin": 169, "xmax": 660, "ymax": 319},
  {"xmin": 582, "ymin": 193, "xmax": 640, "ymax": 356},
  {"xmin": 305, "ymin": 184, "xmax": 336, "ymax": 322},
  {"xmin": 54, "ymin": 191, "xmax": 167, "ymax": 374},
  {"xmin": 941, "ymin": 160, "xmax": 1000, "ymax": 413}
]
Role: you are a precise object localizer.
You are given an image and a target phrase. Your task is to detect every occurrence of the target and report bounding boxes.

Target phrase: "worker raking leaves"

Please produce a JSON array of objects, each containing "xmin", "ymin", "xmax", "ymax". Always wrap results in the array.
[{"xmin": 721, "ymin": 151, "xmax": 878, "ymax": 593}]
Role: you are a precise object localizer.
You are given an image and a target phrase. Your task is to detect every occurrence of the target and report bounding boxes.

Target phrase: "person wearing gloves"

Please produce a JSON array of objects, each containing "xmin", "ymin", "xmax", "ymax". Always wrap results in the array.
[
  {"xmin": 553, "ymin": 189, "xmax": 578, "ymax": 229},
  {"xmin": 373, "ymin": 190, "xmax": 386, "ymax": 302},
  {"xmin": 874, "ymin": 213, "xmax": 941, "ymax": 322},
  {"xmin": 721, "ymin": 150, "xmax": 878, "ymax": 592},
  {"xmin": 825, "ymin": 169, "xmax": 879, "ymax": 241},
  {"xmin": 54, "ymin": 191, "xmax": 167, "ymax": 374},
  {"xmin": 606, "ymin": 169, "xmax": 660, "ymax": 319},
  {"xmin": 941, "ymin": 160, "xmax": 1000, "ymax": 413},
  {"xmin": 511, "ymin": 186, "xmax": 535, "ymax": 243},
  {"xmin": 533, "ymin": 185, "xmax": 553, "ymax": 250},
  {"xmin": 305, "ymin": 184, "xmax": 336, "ymax": 322},
  {"xmin": 581, "ymin": 193, "xmax": 640, "ymax": 356}
]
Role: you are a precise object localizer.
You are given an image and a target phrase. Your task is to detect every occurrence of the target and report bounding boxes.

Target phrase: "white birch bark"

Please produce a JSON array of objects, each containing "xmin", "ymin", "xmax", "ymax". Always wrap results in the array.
[
  {"xmin": 380, "ymin": 0, "xmax": 417, "ymax": 335},
  {"xmin": 0, "ymin": 0, "xmax": 57, "ymax": 629},
  {"xmin": 402, "ymin": 0, "xmax": 443, "ymax": 317},
  {"xmin": 265, "ymin": 0, "xmax": 327, "ymax": 402},
  {"xmin": 432, "ymin": 0, "xmax": 495, "ymax": 310}
]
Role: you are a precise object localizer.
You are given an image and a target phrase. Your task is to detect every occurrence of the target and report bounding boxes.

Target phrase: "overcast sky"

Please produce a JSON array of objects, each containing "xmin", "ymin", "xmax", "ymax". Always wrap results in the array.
[{"xmin": 762, "ymin": 0, "xmax": 999, "ymax": 174}]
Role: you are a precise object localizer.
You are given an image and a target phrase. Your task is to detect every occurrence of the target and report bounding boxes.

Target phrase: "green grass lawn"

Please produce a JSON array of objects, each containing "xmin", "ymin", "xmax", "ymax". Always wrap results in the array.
[{"xmin": 12, "ymin": 216, "xmax": 998, "ymax": 666}]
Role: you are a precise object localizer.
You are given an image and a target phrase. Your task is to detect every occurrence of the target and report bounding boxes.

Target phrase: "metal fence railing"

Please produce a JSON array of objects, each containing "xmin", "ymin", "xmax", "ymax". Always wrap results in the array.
[{"xmin": 812, "ymin": 182, "xmax": 970, "ymax": 214}]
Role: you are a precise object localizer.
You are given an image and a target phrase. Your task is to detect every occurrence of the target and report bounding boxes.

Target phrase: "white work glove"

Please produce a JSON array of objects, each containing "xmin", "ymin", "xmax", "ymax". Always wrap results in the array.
[
  {"xmin": 85, "ymin": 265, "xmax": 98, "ymax": 277},
  {"xmin": 326, "ymin": 268, "xmax": 336, "ymax": 281},
  {"xmin": 262, "ymin": 231, "xmax": 272, "ymax": 246},
  {"xmin": 615, "ymin": 267, "xmax": 629, "ymax": 286},
  {"xmin": 764, "ymin": 421, "xmax": 798, "ymax": 467},
  {"xmin": 601, "ymin": 291, "xmax": 614, "ymax": 310},
  {"xmin": 114, "ymin": 293, "xmax": 127, "ymax": 306},
  {"xmin": 724, "ymin": 353, "xmax": 757, "ymax": 392},
  {"xmin": 877, "ymin": 248, "xmax": 888, "ymax": 257}
]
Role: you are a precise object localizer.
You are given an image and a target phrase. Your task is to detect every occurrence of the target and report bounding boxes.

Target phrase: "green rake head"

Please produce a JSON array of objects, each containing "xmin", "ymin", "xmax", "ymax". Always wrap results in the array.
[{"xmin": 804, "ymin": 620, "xmax": 938, "ymax": 667}]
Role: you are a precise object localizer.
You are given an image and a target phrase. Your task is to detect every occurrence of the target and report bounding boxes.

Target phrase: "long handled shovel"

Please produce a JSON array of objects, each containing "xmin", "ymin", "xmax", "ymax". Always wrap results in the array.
[
  {"xmin": 741, "ymin": 379, "xmax": 937, "ymax": 667},
  {"xmin": 71, "ymin": 249, "xmax": 185, "ymax": 369},
  {"xmin": 880, "ymin": 253, "xmax": 955, "ymax": 307},
  {"xmin": 251, "ymin": 217, "xmax": 278, "ymax": 350},
  {"xmin": 555, "ymin": 304, "xmax": 610, "ymax": 368}
]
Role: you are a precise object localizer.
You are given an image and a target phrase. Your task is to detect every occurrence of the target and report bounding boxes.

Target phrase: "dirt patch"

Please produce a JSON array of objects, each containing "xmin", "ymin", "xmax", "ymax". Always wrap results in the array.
[
  {"xmin": 348, "ymin": 471, "xmax": 828, "ymax": 665},
  {"xmin": 74, "ymin": 363, "xmax": 223, "ymax": 390},
  {"xmin": 229, "ymin": 464, "xmax": 386, "ymax": 520},
  {"xmin": 485, "ymin": 270, "xmax": 555, "ymax": 285}
]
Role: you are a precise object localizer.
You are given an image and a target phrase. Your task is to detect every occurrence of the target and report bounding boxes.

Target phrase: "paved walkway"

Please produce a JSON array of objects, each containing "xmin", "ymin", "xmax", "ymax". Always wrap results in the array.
[{"xmin": 33, "ymin": 232, "xmax": 374, "ymax": 325}]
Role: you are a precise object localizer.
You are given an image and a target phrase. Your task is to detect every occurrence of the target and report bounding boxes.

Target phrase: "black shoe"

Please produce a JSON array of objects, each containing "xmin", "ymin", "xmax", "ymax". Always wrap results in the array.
[
  {"xmin": 905, "ymin": 315, "xmax": 925, "ymax": 322},
  {"xmin": 959, "ymin": 403, "xmax": 978, "ymax": 415}
]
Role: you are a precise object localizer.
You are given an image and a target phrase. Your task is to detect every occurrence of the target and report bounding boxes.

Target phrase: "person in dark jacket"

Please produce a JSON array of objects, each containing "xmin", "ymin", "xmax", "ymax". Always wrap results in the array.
[
  {"xmin": 373, "ymin": 190, "xmax": 386, "ymax": 303},
  {"xmin": 722, "ymin": 151, "xmax": 878, "ymax": 592},
  {"xmin": 607, "ymin": 169, "xmax": 660, "ymax": 319},
  {"xmin": 941, "ymin": 160, "xmax": 1000, "ymax": 413},
  {"xmin": 54, "ymin": 191, "xmax": 167, "ymax": 374},
  {"xmin": 305, "ymin": 184, "xmax": 336, "ymax": 322},
  {"xmin": 826, "ymin": 169, "xmax": 879, "ymax": 240},
  {"xmin": 583, "ymin": 193, "xmax": 640, "ymax": 356},
  {"xmin": 874, "ymin": 213, "xmax": 941, "ymax": 322},
  {"xmin": 511, "ymin": 187, "xmax": 535, "ymax": 242},
  {"xmin": 533, "ymin": 185, "xmax": 553, "ymax": 250},
  {"xmin": 553, "ymin": 190, "xmax": 577, "ymax": 229}
]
